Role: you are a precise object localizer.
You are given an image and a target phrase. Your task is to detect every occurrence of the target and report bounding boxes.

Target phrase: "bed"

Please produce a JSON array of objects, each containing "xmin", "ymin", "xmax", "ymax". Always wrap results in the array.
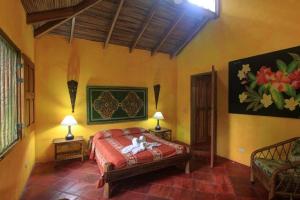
[{"xmin": 89, "ymin": 127, "xmax": 191, "ymax": 198}]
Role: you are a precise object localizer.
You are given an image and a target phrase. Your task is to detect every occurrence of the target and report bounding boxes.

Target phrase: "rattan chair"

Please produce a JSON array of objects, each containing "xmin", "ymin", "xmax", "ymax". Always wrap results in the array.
[{"xmin": 251, "ymin": 137, "xmax": 300, "ymax": 200}]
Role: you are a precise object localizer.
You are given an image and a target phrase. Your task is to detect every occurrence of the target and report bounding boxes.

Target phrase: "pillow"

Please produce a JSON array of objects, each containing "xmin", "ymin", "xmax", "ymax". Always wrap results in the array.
[
  {"xmin": 94, "ymin": 129, "xmax": 124, "ymax": 140},
  {"xmin": 123, "ymin": 127, "xmax": 147, "ymax": 135},
  {"xmin": 289, "ymin": 138, "xmax": 300, "ymax": 162}
]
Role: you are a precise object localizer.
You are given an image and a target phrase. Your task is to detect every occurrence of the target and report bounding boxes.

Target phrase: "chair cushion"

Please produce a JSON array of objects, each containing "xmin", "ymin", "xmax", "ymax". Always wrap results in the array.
[
  {"xmin": 254, "ymin": 158, "xmax": 288, "ymax": 177},
  {"xmin": 289, "ymin": 138, "xmax": 300, "ymax": 162}
]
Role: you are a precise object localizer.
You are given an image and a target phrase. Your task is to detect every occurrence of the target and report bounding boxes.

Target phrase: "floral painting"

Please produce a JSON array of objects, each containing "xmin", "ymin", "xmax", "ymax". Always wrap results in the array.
[{"xmin": 229, "ymin": 46, "xmax": 300, "ymax": 119}]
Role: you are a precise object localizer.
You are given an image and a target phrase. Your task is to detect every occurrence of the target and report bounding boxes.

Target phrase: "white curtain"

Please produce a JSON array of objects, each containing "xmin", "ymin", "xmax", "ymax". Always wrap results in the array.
[{"xmin": 0, "ymin": 34, "xmax": 19, "ymax": 157}]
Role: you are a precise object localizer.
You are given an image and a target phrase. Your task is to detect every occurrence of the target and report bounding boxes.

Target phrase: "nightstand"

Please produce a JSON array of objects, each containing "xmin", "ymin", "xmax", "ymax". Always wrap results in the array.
[
  {"xmin": 149, "ymin": 128, "xmax": 172, "ymax": 141},
  {"xmin": 53, "ymin": 136, "xmax": 84, "ymax": 162}
]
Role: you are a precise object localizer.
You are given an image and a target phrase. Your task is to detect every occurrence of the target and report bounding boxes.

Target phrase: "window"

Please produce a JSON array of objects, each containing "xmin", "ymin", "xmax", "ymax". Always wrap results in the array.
[
  {"xmin": 0, "ymin": 29, "xmax": 21, "ymax": 158},
  {"xmin": 187, "ymin": 0, "xmax": 217, "ymax": 13}
]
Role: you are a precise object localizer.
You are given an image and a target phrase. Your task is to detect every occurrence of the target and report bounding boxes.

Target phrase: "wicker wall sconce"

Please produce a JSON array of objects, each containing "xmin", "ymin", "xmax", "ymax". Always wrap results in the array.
[
  {"xmin": 67, "ymin": 80, "xmax": 78, "ymax": 113},
  {"xmin": 153, "ymin": 84, "xmax": 160, "ymax": 110}
]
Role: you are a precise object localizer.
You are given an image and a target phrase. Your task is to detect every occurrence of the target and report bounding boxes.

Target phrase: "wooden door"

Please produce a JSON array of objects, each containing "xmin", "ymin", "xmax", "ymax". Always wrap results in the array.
[
  {"xmin": 191, "ymin": 74, "xmax": 211, "ymax": 150},
  {"xmin": 191, "ymin": 66, "xmax": 217, "ymax": 168}
]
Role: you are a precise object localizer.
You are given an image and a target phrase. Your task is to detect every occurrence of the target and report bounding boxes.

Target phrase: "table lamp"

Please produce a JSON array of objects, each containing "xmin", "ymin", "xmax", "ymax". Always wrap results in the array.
[
  {"xmin": 61, "ymin": 115, "xmax": 77, "ymax": 140},
  {"xmin": 153, "ymin": 111, "xmax": 164, "ymax": 130}
]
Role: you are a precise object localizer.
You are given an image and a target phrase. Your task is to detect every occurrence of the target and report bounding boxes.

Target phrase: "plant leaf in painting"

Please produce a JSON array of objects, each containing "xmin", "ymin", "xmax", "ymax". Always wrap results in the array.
[
  {"xmin": 285, "ymin": 84, "xmax": 296, "ymax": 97},
  {"xmin": 248, "ymin": 72, "xmax": 256, "ymax": 81},
  {"xmin": 288, "ymin": 53, "xmax": 300, "ymax": 62},
  {"xmin": 253, "ymin": 103, "xmax": 264, "ymax": 111},
  {"xmin": 270, "ymin": 87, "xmax": 284, "ymax": 110},
  {"xmin": 296, "ymin": 94, "xmax": 300, "ymax": 103},
  {"xmin": 258, "ymin": 85, "xmax": 265, "ymax": 95},
  {"xmin": 276, "ymin": 59, "xmax": 287, "ymax": 73},
  {"xmin": 250, "ymin": 81, "xmax": 257, "ymax": 89},
  {"xmin": 246, "ymin": 86, "xmax": 259, "ymax": 97},
  {"xmin": 287, "ymin": 60, "xmax": 299, "ymax": 73},
  {"xmin": 265, "ymin": 83, "xmax": 271, "ymax": 92},
  {"xmin": 246, "ymin": 101, "xmax": 256, "ymax": 111}
]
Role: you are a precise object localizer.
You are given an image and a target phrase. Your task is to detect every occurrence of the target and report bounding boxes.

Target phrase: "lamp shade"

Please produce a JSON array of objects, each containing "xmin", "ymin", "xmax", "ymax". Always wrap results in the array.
[
  {"xmin": 153, "ymin": 112, "xmax": 164, "ymax": 120},
  {"xmin": 61, "ymin": 115, "xmax": 77, "ymax": 126}
]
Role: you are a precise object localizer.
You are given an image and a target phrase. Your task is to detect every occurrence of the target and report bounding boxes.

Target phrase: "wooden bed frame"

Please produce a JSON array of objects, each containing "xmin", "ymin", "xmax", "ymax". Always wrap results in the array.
[{"xmin": 89, "ymin": 136, "xmax": 191, "ymax": 198}]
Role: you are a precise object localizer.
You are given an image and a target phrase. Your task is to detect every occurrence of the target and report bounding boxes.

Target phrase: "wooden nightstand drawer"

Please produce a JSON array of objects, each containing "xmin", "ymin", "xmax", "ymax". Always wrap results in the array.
[
  {"xmin": 53, "ymin": 136, "xmax": 84, "ymax": 162},
  {"xmin": 149, "ymin": 128, "xmax": 172, "ymax": 141}
]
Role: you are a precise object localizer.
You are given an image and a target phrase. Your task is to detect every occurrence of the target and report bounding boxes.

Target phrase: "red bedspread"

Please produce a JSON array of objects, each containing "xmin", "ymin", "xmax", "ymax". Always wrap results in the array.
[{"xmin": 90, "ymin": 128, "xmax": 186, "ymax": 187}]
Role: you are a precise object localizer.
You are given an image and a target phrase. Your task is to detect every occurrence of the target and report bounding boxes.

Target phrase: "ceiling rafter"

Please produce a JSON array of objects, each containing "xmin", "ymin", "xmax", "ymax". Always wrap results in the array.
[
  {"xmin": 130, "ymin": 0, "xmax": 161, "ymax": 52},
  {"xmin": 151, "ymin": 10, "xmax": 185, "ymax": 56},
  {"xmin": 171, "ymin": 17, "xmax": 209, "ymax": 58},
  {"xmin": 27, "ymin": 7, "xmax": 74, "ymax": 24},
  {"xmin": 104, "ymin": 0, "xmax": 125, "ymax": 48},
  {"xmin": 34, "ymin": 0, "xmax": 103, "ymax": 38},
  {"xmin": 22, "ymin": 0, "xmax": 219, "ymax": 57},
  {"xmin": 69, "ymin": 17, "xmax": 76, "ymax": 43}
]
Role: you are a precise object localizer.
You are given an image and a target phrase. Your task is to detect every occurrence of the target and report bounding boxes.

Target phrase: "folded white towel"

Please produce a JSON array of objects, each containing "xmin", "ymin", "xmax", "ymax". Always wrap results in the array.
[
  {"xmin": 132, "ymin": 142, "xmax": 146, "ymax": 154},
  {"xmin": 121, "ymin": 137, "xmax": 161, "ymax": 155},
  {"xmin": 146, "ymin": 142, "xmax": 161, "ymax": 150},
  {"xmin": 132, "ymin": 137, "xmax": 139, "ymax": 147},
  {"xmin": 138, "ymin": 135, "xmax": 146, "ymax": 143},
  {"xmin": 121, "ymin": 145, "xmax": 134, "ymax": 154},
  {"xmin": 121, "ymin": 137, "xmax": 140, "ymax": 154}
]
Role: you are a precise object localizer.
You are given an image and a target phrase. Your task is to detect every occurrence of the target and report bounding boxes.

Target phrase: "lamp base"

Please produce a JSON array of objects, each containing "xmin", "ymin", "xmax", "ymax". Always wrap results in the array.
[
  {"xmin": 65, "ymin": 126, "xmax": 74, "ymax": 140},
  {"xmin": 155, "ymin": 119, "xmax": 161, "ymax": 130},
  {"xmin": 65, "ymin": 133, "xmax": 74, "ymax": 140}
]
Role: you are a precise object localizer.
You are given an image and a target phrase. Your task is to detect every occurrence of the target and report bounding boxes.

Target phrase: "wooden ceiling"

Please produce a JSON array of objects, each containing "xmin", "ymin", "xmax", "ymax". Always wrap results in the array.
[{"xmin": 21, "ymin": 0, "xmax": 218, "ymax": 57}]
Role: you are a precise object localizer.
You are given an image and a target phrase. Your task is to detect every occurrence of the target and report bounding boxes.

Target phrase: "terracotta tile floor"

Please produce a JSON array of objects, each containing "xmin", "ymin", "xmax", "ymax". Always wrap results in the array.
[{"xmin": 21, "ymin": 156, "xmax": 269, "ymax": 200}]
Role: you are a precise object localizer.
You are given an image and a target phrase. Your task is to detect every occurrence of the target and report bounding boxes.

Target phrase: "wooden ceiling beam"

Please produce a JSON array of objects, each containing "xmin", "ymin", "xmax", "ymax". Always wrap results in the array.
[
  {"xmin": 27, "ymin": 0, "xmax": 105, "ymax": 24},
  {"xmin": 171, "ymin": 17, "xmax": 209, "ymax": 58},
  {"xmin": 34, "ymin": 0, "xmax": 103, "ymax": 38},
  {"xmin": 104, "ymin": 0, "xmax": 125, "ymax": 48},
  {"xmin": 151, "ymin": 11, "xmax": 185, "ymax": 56},
  {"xmin": 69, "ymin": 17, "xmax": 76, "ymax": 43},
  {"xmin": 27, "ymin": 7, "xmax": 74, "ymax": 24},
  {"xmin": 130, "ymin": 0, "xmax": 161, "ymax": 52}
]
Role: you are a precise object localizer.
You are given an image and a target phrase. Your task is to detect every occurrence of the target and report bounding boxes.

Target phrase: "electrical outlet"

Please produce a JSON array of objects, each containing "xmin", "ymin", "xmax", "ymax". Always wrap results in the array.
[{"xmin": 239, "ymin": 147, "xmax": 245, "ymax": 153}]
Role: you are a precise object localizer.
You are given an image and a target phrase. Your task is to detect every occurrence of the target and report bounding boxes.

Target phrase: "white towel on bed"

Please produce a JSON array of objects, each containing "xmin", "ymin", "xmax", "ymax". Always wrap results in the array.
[
  {"xmin": 131, "ymin": 142, "xmax": 147, "ymax": 154},
  {"xmin": 121, "ymin": 137, "xmax": 140, "ymax": 154},
  {"xmin": 121, "ymin": 136, "xmax": 161, "ymax": 155},
  {"xmin": 146, "ymin": 142, "xmax": 160, "ymax": 150},
  {"xmin": 138, "ymin": 135, "xmax": 146, "ymax": 143}
]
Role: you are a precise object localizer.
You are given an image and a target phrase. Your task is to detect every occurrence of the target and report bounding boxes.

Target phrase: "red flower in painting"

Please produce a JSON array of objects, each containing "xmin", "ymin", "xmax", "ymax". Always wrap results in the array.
[
  {"xmin": 271, "ymin": 71, "xmax": 291, "ymax": 92},
  {"xmin": 256, "ymin": 66, "xmax": 274, "ymax": 85},
  {"xmin": 288, "ymin": 69, "xmax": 300, "ymax": 89}
]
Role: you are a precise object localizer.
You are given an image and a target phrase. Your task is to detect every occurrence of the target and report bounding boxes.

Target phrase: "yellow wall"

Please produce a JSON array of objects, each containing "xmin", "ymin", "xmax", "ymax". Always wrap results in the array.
[
  {"xmin": 0, "ymin": 0, "xmax": 35, "ymax": 199},
  {"xmin": 35, "ymin": 35, "xmax": 177, "ymax": 162},
  {"xmin": 176, "ymin": 0, "xmax": 300, "ymax": 165}
]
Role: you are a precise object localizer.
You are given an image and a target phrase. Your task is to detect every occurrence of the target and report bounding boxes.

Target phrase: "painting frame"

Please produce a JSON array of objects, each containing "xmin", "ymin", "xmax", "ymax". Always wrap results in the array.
[
  {"xmin": 86, "ymin": 86, "xmax": 148, "ymax": 124},
  {"xmin": 228, "ymin": 46, "xmax": 300, "ymax": 119}
]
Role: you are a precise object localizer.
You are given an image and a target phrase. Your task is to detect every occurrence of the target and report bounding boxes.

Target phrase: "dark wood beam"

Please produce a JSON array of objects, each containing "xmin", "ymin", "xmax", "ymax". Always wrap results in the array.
[
  {"xmin": 151, "ymin": 11, "xmax": 185, "ymax": 56},
  {"xmin": 130, "ymin": 0, "xmax": 160, "ymax": 52},
  {"xmin": 104, "ymin": 0, "xmax": 125, "ymax": 48},
  {"xmin": 171, "ymin": 18, "xmax": 209, "ymax": 58},
  {"xmin": 27, "ymin": 0, "xmax": 105, "ymax": 24},
  {"xmin": 34, "ymin": 0, "xmax": 103, "ymax": 38},
  {"xmin": 69, "ymin": 17, "xmax": 76, "ymax": 43},
  {"xmin": 34, "ymin": 19, "xmax": 66, "ymax": 37},
  {"xmin": 27, "ymin": 7, "xmax": 74, "ymax": 24}
]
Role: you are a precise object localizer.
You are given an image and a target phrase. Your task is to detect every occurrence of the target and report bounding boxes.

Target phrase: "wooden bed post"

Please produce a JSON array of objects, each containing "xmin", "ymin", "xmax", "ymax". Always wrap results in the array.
[
  {"xmin": 185, "ymin": 146, "xmax": 191, "ymax": 174},
  {"xmin": 250, "ymin": 165, "xmax": 255, "ymax": 183},
  {"xmin": 185, "ymin": 161, "xmax": 190, "ymax": 174},
  {"xmin": 103, "ymin": 162, "xmax": 113, "ymax": 199}
]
